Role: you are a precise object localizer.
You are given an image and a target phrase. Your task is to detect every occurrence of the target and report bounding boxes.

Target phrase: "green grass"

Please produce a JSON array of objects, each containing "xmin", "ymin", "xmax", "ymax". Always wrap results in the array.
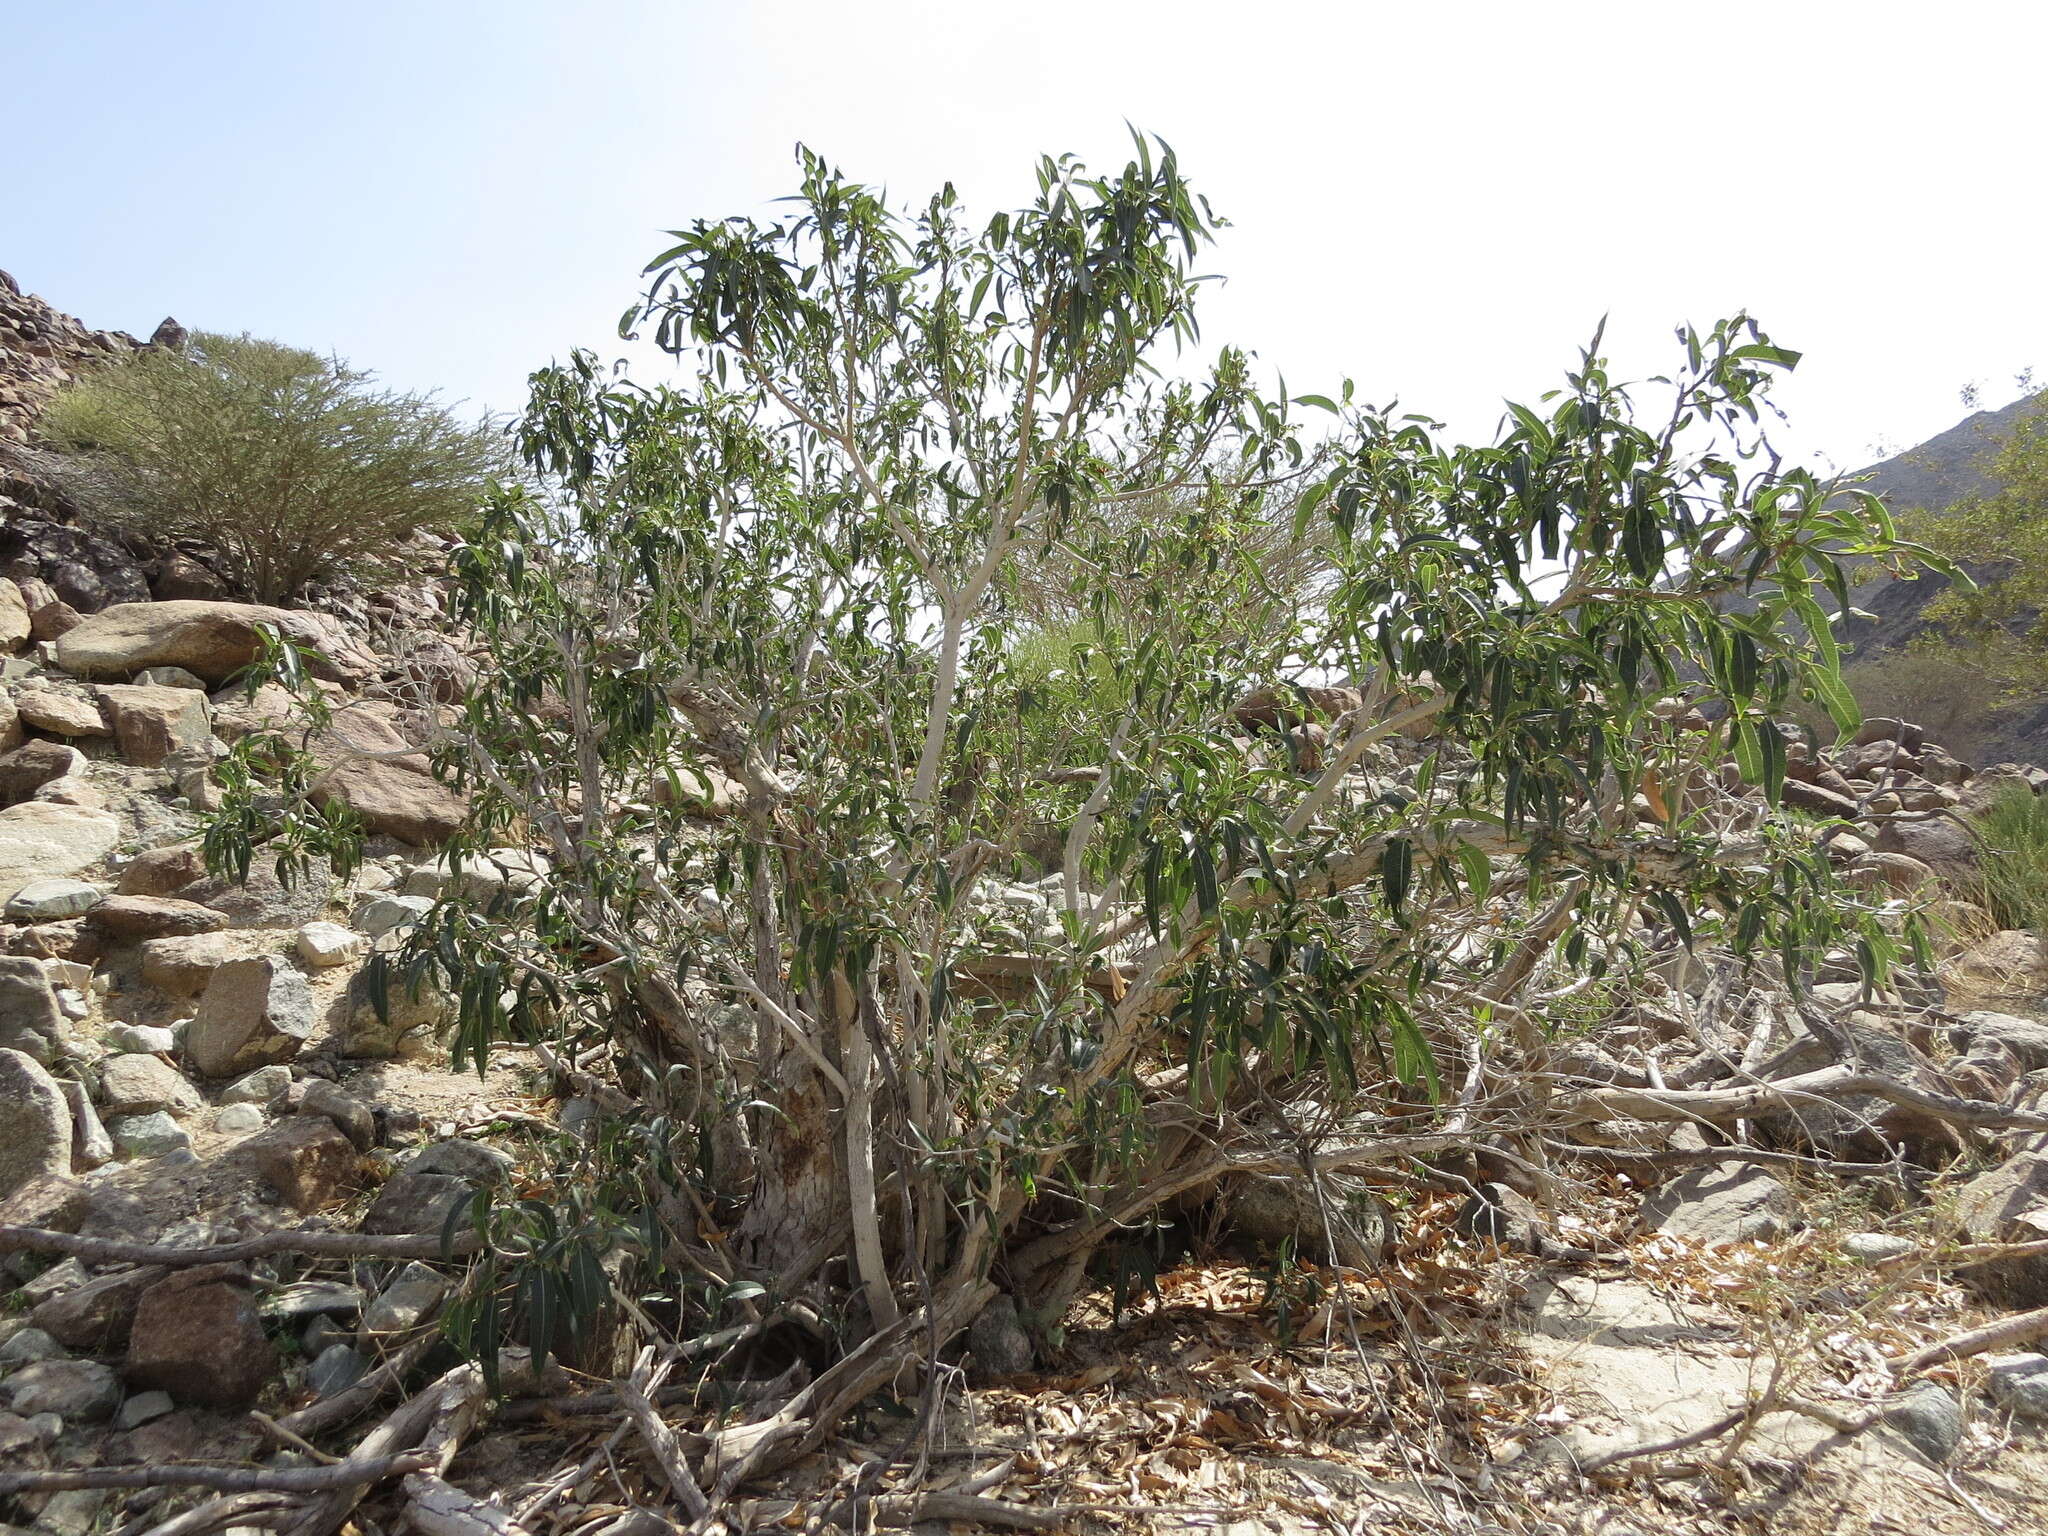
[{"xmin": 1972, "ymin": 785, "xmax": 2048, "ymax": 933}]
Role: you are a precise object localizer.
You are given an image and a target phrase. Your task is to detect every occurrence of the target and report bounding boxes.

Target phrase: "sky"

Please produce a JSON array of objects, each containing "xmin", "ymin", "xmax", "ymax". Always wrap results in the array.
[{"xmin": 11, "ymin": 1, "xmax": 2047, "ymax": 475}]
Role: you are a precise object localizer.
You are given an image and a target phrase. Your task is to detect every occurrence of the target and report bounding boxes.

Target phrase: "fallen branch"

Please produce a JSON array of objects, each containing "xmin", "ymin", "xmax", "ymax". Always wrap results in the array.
[
  {"xmin": 402, "ymin": 1473, "xmax": 534, "ymax": 1536},
  {"xmin": 0, "ymin": 1457, "xmax": 428, "ymax": 1497},
  {"xmin": 1576, "ymin": 1407, "xmax": 1748, "ymax": 1472},
  {"xmin": 1558, "ymin": 1065, "xmax": 2048, "ymax": 1134},
  {"xmin": 0, "ymin": 1223, "xmax": 483, "ymax": 1268},
  {"xmin": 1544, "ymin": 1139, "xmax": 1906, "ymax": 1178},
  {"xmin": 618, "ymin": 1346, "xmax": 710, "ymax": 1521},
  {"xmin": 283, "ymin": 1363, "xmax": 485, "ymax": 1536},
  {"xmin": 1877, "ymin": 1236, "xmax": 2048, "ymax": 1275},
  {"xmin": 1897, "ymin": 1301, "xmax": 2048, "ymax": 1375}
]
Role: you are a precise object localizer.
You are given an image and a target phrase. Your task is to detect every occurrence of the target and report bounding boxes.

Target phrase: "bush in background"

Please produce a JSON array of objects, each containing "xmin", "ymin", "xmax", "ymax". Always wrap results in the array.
[
  {"xmin": 41, "ymin": 331, "xmax": 507, "ymax": 604},
  {"xmin": 1973, "ymin": 784, "xmax": 2048, "ymax": 934}
]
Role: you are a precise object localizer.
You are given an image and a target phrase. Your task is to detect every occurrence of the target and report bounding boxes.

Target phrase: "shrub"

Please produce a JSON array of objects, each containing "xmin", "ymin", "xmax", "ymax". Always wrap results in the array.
[
  {"xmin": 1972, "ymin": 784, "xmax": 2048, "ymax": 933},
  {"xmin": 41, "ymin": 331, "xmax": 507, "ymax": 604}
]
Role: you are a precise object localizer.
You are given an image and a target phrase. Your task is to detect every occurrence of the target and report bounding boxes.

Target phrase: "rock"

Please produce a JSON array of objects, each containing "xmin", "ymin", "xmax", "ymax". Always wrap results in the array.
[
  {"xmin": 356, "ymin": 893, "xmax": 433, "ymax": 938},
  {"xmin": 362, "ymin": 1170, "xmax": 472, "ymax": 1235},
  {"xmin": 1853, "ymin": 717, "xmax": 1926, "ymax": 752},
  {"xmin": 1456, "ymin": 1182, "xmax": 1551, "ymax": 1253},
  {"xmin": 261, "ymin": 1281, "xmax": 365, "ymax": 1322},
  {"xmin": 1955, "ymin": 1150, "xmax": 2048, "ymax": 1304},
  {"xmin": 0, "ymin": 1174, "xmax": 93, "ymax": 1234},
  {"xmin": 1959, "ymin": 1012, "xmax": 2048, "ymax": 1070},
  {"xmin": 0, "ymin": 577, "xmax": 27, "ymax": 652},
  {"xmin": 29, "ymin": 1266, "xmax": 165, "ymax": 1350},
  {"xmin": 1882, "ymin": 1379, "xmax": 1962, "ymax": 1462},
  {"xmin": 1984, "ymin": 1352, "xmax": 2048, "ymax": 1421},
  {"xmin": 134, "ymin": 666, "xmax": 208, "ymax": 690},
  {"xmin": 149, "ymin": 551, "xmax": 222, "ymax": 601},
  {"xmin": 98, "ymin": 1053, "xmax": 204, "ymax": 1117},
  {"xmin": 88, "ymin": 895, "xmax": 228, "ymax": 942},
  {"xmin": 0, "ymin": 917, "xmax": 102, "ymax": 966},
  {"xmin": 314, "ymin": 757, "xmax": 466, "ymax": 846},
  {"xmin": 3, "ymin": 1359, "xmax": 122, "ymax": 1421},
  {"xmin": 14, "ymin": 1257, "xmax": 86, "ymax": 1305},
  {"xmin": 0, "ymin": 803, "xmax": 121, "ymax": 902},
  {"xmin": 405, "ymin": 1137, "xmax": 516, "ymax": 1182},
  {"xmin": 54, "ymin": 600, "xmax": 378, "ymax": 687},
  {"xmin": 245, "ymin": 1117, "xmax": 360, "ymax": 1211},
  {"xmin": 219, "ymin": 1063, "xmax": 294, "ymax": 1104},
  {"xmin": 0, "ymin": 739, "xmax": 84, "ymax": 806},
  {"xmin": 108, "ymin": 1111, "xmax": 191, "ymax": 1159},
  {"xmin": 114, "ymin": 1389, "xmax": 175, "ymax": 1429},
  {"xmin": 296, "ymin": 920, "xmax": 366, "ymax": 969},
  {"xmin": 307, "ymin": 1342, "xmax": 368, "ymax": 1397},
  {"xmin": 103, "ymin": 1021, "xmax": 176, "ymax": 1054},
  {"xmin": 652, "ymin": 761, "xmax": 745, "ymax": 818},
  {"xmin": 1641, "ymin": 1163, "xmax": 1796, "ymax": 1245},
  {"xmin": 1874, "ymin": 816, "xmax": 1978, "ymax": 880},
  {"xmin": 965, "ymin": 1294, "xmax": 1035, "ymax": 1379},
  {"xmin": 30, "ymin": 597, "xmax": 84, "ymax": 640},
  {"xmin": 214, "ymin": 1102, "xmax": 264, "ymax": 1134},
  {"xmin": 4, "ymin": 878, "xmax": 103, "ymax": 922},
  {"xmin": 139, "ymin": 931, "xmax": 238, "ymax": 996},
  {"xmin": 341, "ymin": 963, "xmax": 456, "ymax": 1058},
  {"xmin": 1943, "ymin": 931, "xmax": 2048, "ymax": 1006},
  {"xmin": 1960, "ymin": 763, "xmax": 2038, "ymax": 818},
  {"xmin": 1842, "ymin": 851, "xmax": 1937, "ymax": 895},
  {"xmin": 95, "ymin": 683, "xmax": 210, "ymax": 767},
  {"xmin": 297, "ymin": 1079, "xmax": 376, "ymax": 1150},
  {"xmin": 360, "ymin": 1262, "xmax": 449, "ymax": 1339},
  {"xmin": 0, "ymin": 1327, "xmax": 62, "ymax": 1364},
  {"xmin": 0, "ymin": 1049, "xmax": 71, "ymax": 1200},
  {"xmin": 181, "ymin": 862, "xmax": 335, "ymax": 930},
  {"xmin": 185, "ymin": 956, "xmax": 314, "ymax": 1077},
  {"xmin": 12, "ymin": 688, "xmax": 107, "ymax": 737},
  {"xmin": 1222, "ymin": 1172, "xmax": 1393, "ymax": 1270},
  {"xmin": 1780, "ymin": 777, "xmax": 1860, "ymax": 819},
  {"xmin": 127, "ymin": 1266, "xmax": 278, "ymax": 1408},
  {"xmin": 0, "ymin": 956, "xmax": 62, "ymax": 1064},
  {"xmin": 117, "ymin": 841, "xmax": 206, "ymax": 897}
]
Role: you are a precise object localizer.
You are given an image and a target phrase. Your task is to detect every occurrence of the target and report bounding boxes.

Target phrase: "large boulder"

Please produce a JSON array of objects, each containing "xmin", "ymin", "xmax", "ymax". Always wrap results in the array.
[
  {"xmin": 0, "ymin": 802, "xmax": 121, "ymax": 902},
  {"xmin": 0, "ymin": 956, "xmax": 62, "ymax": 1064},
  {"xmin": 87, "ymin": 894, "xmax": 228, "ymax": 941},
  {"xmin": 340, "ymin": 963, "xmax": 458, "ymax": 1059},
  {"xmin": 54, "ymin": 601, "xmax": 377, "ymax": 687},
  {"xmin": 0, "ymin": 576, "xmax": 28, "ymax": 651},
  {"xmin": 94, "ymin": 683, "xmax": 211, "ymax": 767},
  {"xmin": 117, "ymin": 841, "xmax": 206, "ymax": 897},
  {"xmin": 0, "ymin": 1048, "xmax": 72, "ymax": 1200},
  {"xmin": 244, "ymin": 1117, "xmax": 362, "ymax": 1211},
  {"xmin": 185, "ymin": 956, "xmax": 315, "ymax": 1078},
  {"xmin": 13, "ymin": 687, "xmax": 107, "ymax": 737},
  {"xmin": 126, "ymin": 1265, "xmax": 279, "ymax": 1408},
  {"xmin": 138, "ymin": 930, "xmax": 238, "ymax": 996},
  {"xmin": 1640, "ymin": 1163, "xmax": 1797, "ymax": 1245},
  {"xmin": 29, "ymin": 1265, "xmax": 165, "ymax": 1350},
  {"xmin": 1873, "ymin": 815, "xmax": 1978, "ymax": 881},
  {"xmin": 180, "ymin": 862, "xmax": 335, "ymax": 930},
  {"xmin": 98, "ymin": 1053, "xmax": 204, "ymax": 1117}
]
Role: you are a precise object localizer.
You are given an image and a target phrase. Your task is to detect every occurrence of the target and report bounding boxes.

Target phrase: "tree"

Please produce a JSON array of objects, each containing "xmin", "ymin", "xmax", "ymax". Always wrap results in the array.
[
  {"xmin": 40, "ymin": 331, "xmax": 507, "ymax": 604},
  {"xmin": 222, "ymin": 141, "xmax": 1946, "ymax": 1493}
]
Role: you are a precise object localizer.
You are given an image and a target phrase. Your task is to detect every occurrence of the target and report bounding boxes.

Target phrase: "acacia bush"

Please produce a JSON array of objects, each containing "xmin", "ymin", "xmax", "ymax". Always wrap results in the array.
[
  {"xmin": 41, "ymin": 330, "xmax": 506, "ymax": 604},
  {"xmin": 219, "ymin": 141, "xmax": 1958, "ymax": 1490}
]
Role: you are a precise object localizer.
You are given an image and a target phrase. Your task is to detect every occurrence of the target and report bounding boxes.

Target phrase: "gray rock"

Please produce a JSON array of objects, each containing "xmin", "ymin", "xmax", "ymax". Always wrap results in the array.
[
  {"xmin": 1882, "ymin": 1379, "xmax": 1963, "ymax": 1462},
  {"xmin": 1953, "ymin": 1150, "xmax": 2048, "ymax": 1305},
  {"xmin": 108, "ymin": 1111, "xmax": 191, "ymax": 1160},
  {"xmin": 1842, "ymin": 1232, "xmax": 1918, "ymax": 1263},
  {"xmin": 361, "ymin": 1171, "xmax": 472, "ymax": 1236},
  {"xmin": 1983, "ymin": 1352, "xmax": 2048, "ymax": 1421},
  {"xmin": 404, "ymin": 1138, "xmax": 514, "ymax": 1182},
  {"xmin": 260, "ymin": 1281, "xmax": 364, "ymax": 1322},
  {"xmin": 355, "ymin": 893, "xmax": 434, "ymax": 938},
  {"xmin": 3, "ymin": 879, "xmax": 103, "ymax": 922},
  {"xmin": 1959, "ymin": 1012, "xmax": 2048, "ymax": 1070},
  {"xmin": 297, "ymin": 1079, "xmax": 376, "ymax": 1151},
  {"xmin": 103, "ymin": 1021, "xmax": 176, "ymax": 1055},
  {"xmin": 29, "ymin": 1265, "xmax": 163, "ymax": 1350},
  {"xmin": 0, "ymin": 1049, "xmax": 72, "ymax": 1200},
  {"xmin": 0, "ymin": 956, "xmax": 62, "ymax": 1066},
  {"xmin": 114, "ymin": 1389, "xmax": 175, "ymax": 1429},
  {"xmin": 965, "ymin": 1294, "xmax": 1035, "ymax": 1379},
  {"xmin": 135, "ymin": 666, "xmax": 208, "ymax": 690},
  {"xmin": 220, "ymin": 1063, "xmax": 294, "ymax": 1104},
  {"xmin": 182, "ymin": 862, "xmax": 336, "ymax": 931},
  {"xmin": 185, "ymin": 956, "xmax": 314, "ymax": 1077},
  {"xmin": 0, "ymin": 1327, "xmax": 63, "ymax": 1364},
  {"xmin": 341, "ymin": 963, "xmax": 456, "ymax": 1058},
  {"xmin": 3, "ymin": 1358, "xmax": 122, "ymax": 1421},
  {"xmin": 214, "ymin": 1102, "xmax": 265, "ymax": 1134},
  {"xmin": 1640, "ymin": 1163, "xmax": 1797, "ymax": 1246},
  {"xmin": 296, "ymin": 921, "xmax": 366, "ymax": 969},
  {"xmin": 307, "ymin": 1342, "xmax": 368, "ymax": 1397},
  {"xmin": 98, "ymin": 1053, "xmax": 204, "ymax": 1117},
  {"xmin": 360, "ymin": 1262, "xmax": 448, "ymax": 1339}
]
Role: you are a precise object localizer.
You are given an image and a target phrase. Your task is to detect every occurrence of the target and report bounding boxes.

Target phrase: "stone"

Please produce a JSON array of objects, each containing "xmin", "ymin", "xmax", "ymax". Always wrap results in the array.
[
  {"xmin": 1960, "ymin": 763, "xmax": 2039, "ymax": 818},
  {"xmin": 54, "ymin": 600, "xmax": 378, "ymax": 687},
  {"xmin": 1944, "ymin": 931, "xmax": 2048, "ymax": 1006},
  {"xmin": 360, "ymin": 1262, "xmax": 449, "ymax": 1340},
  {"xmin": 117, "ymin": 841, "xmax": 205, "ymax": 897},
  {"xmin": 0, "ymin": 955, "xmax": 62, "ymax": 1064},
  {"xmin": 314, "ymin": 756, "xmax": 466, "ymax": 846},
  {"xmin": 1984, "ymin": 1352, "xmax": 2048, "ymax": 1421},
  {"xmin": 1780, "ymin": 777, "xmax": 1860, "ymax": 819},
  {"xmin": 108, "ymin": 1111, "xmax": 190, "ymax": 1159},
  {"xmin": 213, "ymin": 1102, "xmax": 264, "ymax": 1134},
  {"xmin": 0, "ymin": 690, "xmax": 14, "ymax": 754},
  {"xmin": 1456, "ymin": 1182, "xmax": 1550, "ymax": 1253},
  {"xmin": 356, "ymin": 893, "xmax": 433, "ymax": 938},
  {"xmin": 127, "ymin": 1266, "xmax": 278, "ymax": 1408},
  {"xmin": 0, "ymin": 739, "xmax": 83, "ymax": 806},
  {"xmin": 0, "ymin": 1174, "xmax": 93, "ymax": 1235},
  {"xmin": 33, "ymin": 775, "xmax": 102, "ymax": 809},
  {"xmin": 261, "ymin": 1281, "xmax": 364, "ymax": 1321},
  {"xmin": 4, "ymin": 878, "xmax": 103, "ymax": 922},
  {"xmin": 1853, "ymin": 716, "xmax": 1926, "ymax": 752},
  {"xmin": 405, "ymin": 1137, "xmax": 515, "ymax": 1181},
  {"xmin": 181, "ymin": 862, "xmax": 335, "ymax": 930},
  {"xmin": 103, "ymin": 1021, "xmax": 176, "ymax": 1054},
  {"xmin": 12, "ymin": 687, "xmax": 107, "ymax": 737},
  {"xmin": 652, "ymin": 761, "xmax": 745, "ymax": 818},
  {"xmin": 0, "ymin": 577, "xmax": 27, "ymax": 652},
  {"xmin": 185, "ymin": 956, "xmax": 314, "ymax": 1077},
  {"xmin": 297, "ymin": 920, "xmax": 366, "ymax": 968},
  {"xmin": 87, "ymin": 894, "xmax": 227, "ymax": 941},
  {"xmin": 964, "ymin": 1294, "xmax": 1035, "ymax": 1379},
  {"xmin": 139, "ymin": 931, "xmax": 237, "ymax": 996},
  {"xmin": 1959, "ymin": 1012, "xmax": 2048, "ymax": 1070},
  {"xmin": 1955, "ymin": 1150, "xmax": 2048, "ymax": 1304},
  {"xmin": 0, "ymin": 1327, "xmax": 62, "ymax": 1364},
  {"xmin": 1842, "ymin": 851, "xmax": 1937, "ymax": 895},
  {"xmin": 15, "ymin": 1257, "xmax": 87, "ymax": 1306},
  {"xmin": 362, "ymin": 1170, "xmax": 472, "ymax": 1235},
  {"xmin": 1874, "ymin": 815, "xmax": 1978, "ymax": 880},
  {"xmin": 0, "ymin": 1049, "xmax": 71, "ymax": 1200},
  {"xmin": 3, "ymin": 1359, "xmax": 122, "ymax": 1421},
  {"xmin": 30, "ymin": 598, "xmax": 84, "ymax": 640},
  {"xmin": 95, "ymin": 684, "xmax": 211, "ymax": 768},
  {"xmin": 341, "ymin": 963, "xmax": 456, "ymax": 1058},
  {"xmin": 1882, "ymin": 1379, "xmax": 1962, "ymax": 1462},
  {"xmin": 98, "ymin": 1053, "xmax": 203, "ymax": 1117},
  {"xmin": 134, "ymin": 666, "xmax": 208, "ymax": 690},
  {"xmin": 245, "ymin": 1117, "xmax": 360, "ymax": 1211},
  {"xmin": 297, "ymin": 1078, "xmax": 376, "ymax": 1150},
  {"xmin": 308, "ymin": 1342, "xmax": 368, "ymax": 1397},
  {"xmin": 1640, "ymin": 1164, "xmax": 1796, "ymax": 1245},
  {"xmin": 0, "ymin": 803, "xmax": 121, "ymax": 902},
  {"xmin": 219, "ymin": 1063, "xmax": 294, "ymax": 1104},
  {"xmin": 114, "ymin": 1389, "xmax": 175, "ymax": 1429},
  {"xmin": 29, "ymin": 1266, "xmax": 164, "ymax": 1350}
]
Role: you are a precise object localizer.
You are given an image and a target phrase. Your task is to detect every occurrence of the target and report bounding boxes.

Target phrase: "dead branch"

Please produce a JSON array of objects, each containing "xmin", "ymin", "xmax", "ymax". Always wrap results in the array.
[
  {"xmin": 1898, "ymin": 1301, "xmax": 2048, "ymax": 1375},
  {"xmin": 401, "ymin": 1473, "xmax": 534, "ymax": 1536},
  {"xmin": 1576, "ymin": 1407, "xmax": 1749, "ymax": 1472},
  {"xmin": 1557, "ymin": 1065, "xmax": 2048, "ymax": 1133},
  {"xmin": 278, "ymin": 1330, "xmax": 442, "ymax": 1437},
  {"xmin": 1544, "ymin": 1139, "xmax": 1906, "ymax": 1177},
  {"xmin": 283, "ymin": 1363, "xmax": 486, "ymax": 1536},
  {"xmin": 617, "ymin": 1346, "xmax": 710, "ymax": 1521},
  {"xmin": 0, "ymin": 1223, "xmax": 483, "ymax": 1267},
  {"xmin": 0, "ymin": 1457, "xmax": 428, "ymax": 1496}
]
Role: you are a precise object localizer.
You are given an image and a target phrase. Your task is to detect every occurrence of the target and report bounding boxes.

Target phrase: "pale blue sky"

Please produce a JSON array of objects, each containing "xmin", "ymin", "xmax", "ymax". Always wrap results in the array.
[{"xmin": 13, "ymin": 1, "xmax": 2046, "ymax": 471}]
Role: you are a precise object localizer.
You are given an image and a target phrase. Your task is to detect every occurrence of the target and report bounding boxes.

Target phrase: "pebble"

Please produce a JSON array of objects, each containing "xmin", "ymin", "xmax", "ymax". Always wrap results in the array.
[
  {"xmin": 1842, "ymin": 1232, "xmax": 1917, "ymax": 1263},
  {"xmin": 104, "ymin": 1022, "xmax": 178, "ymax": 1054},
  {"xmin": 115, "ymin": 1389, "xmax": 175, "ymax": 1429},
  {"xmin": 1984, "ymin": 1352, "xmax": 2048, "ymax": 1421},
  {"xmin": 220, "ymin": 1064, "xmax": 294, "ymax": 1104}
]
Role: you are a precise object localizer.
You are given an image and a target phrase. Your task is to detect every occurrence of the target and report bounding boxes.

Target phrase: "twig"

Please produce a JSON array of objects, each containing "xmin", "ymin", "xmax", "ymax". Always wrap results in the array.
[
  {"xmin": 249, "ymin": 1409, "xmax": 341, "ymax": 1465},
  {"xmin": 1576, "ymin": 1407, "xmax": 1748, "ymax": 1472},
  {"xmin": 0, "ymin": 1457, "xmax": 428, "ymax": 1496},
  {"xmin": 1898, "ymin": 1301, "xmax": 2048, "ymax": 1375}
]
